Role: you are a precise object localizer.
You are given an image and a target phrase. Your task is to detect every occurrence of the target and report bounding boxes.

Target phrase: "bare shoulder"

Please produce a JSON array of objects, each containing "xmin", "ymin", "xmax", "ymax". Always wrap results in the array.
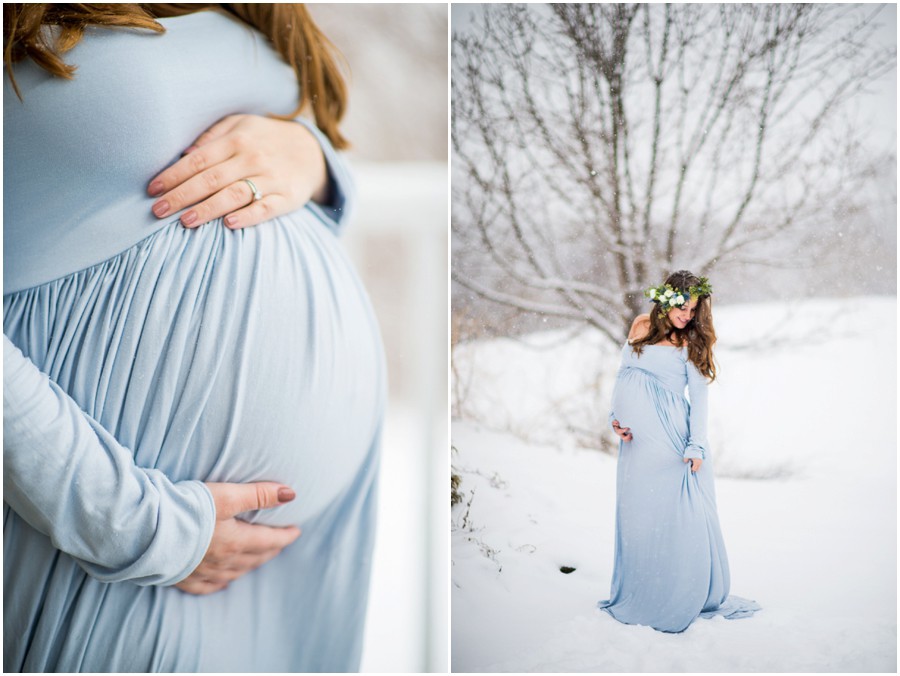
[{"xmin": 628, "ymin": 313, "xmax": 651, "ymax": 342}]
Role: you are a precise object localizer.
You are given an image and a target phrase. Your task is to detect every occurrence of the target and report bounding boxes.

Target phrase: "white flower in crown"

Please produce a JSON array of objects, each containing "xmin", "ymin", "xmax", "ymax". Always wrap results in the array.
[
  {"xmin": 649, "ymin": 288, "xmax": 657, "ymax": 299},
  {"xmin": 664, "ymin": 289, "xmax": 674, "ymax": 298},
  {"xmin": 673, "ymin": 295, "xmax": 685, "ymax": 306}
]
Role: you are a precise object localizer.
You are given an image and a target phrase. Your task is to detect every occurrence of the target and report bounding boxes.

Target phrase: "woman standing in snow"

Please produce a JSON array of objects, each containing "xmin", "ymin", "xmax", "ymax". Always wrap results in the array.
[{"xmin": 597, "ymin": 270, "xmax": 759, "ymax": 633}]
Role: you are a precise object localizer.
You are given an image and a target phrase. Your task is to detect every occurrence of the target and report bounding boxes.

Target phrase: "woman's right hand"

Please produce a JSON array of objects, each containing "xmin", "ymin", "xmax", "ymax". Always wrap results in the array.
[
  {"xmin": 611, "ymin": 419, "xmax": 633, "ymax": 442},
  {"xmin": 148, "ymin": 114, "xmax": 329, "ymax": 230},
  {"xmin": 175, "ymin": 482, "xmax": 302, "ymax": 595}
]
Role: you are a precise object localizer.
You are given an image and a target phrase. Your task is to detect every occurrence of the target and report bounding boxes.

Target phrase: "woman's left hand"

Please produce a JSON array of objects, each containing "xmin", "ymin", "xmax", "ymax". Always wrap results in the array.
[
  {"xmin": 147, "ymin": 114, "xmax": 329, "ymax": 230},
  {"xmin": 683, "ymin": 457, "xmax": 703, "ymax": 473}
]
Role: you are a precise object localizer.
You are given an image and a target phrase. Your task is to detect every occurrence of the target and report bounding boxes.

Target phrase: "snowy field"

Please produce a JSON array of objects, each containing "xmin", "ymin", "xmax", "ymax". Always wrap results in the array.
[{"xmin": 451, "ymin": 296, "xmax": 897, "ymax": 672}]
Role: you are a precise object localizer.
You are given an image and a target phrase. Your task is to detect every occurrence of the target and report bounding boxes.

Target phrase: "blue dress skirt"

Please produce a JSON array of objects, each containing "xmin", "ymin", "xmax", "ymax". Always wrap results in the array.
[
  {"xmin": 3, "ymin": 11, "xmax": 386, "ymax": 672},
  {"xmin": 597, "ymin": 342, "xmax": 759, "ymax": 633}
]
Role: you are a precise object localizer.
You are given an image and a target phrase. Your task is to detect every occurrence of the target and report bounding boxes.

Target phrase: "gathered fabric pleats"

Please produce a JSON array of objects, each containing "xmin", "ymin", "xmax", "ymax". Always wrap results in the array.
[{"xmin": 598, "ymin": 344, "xmax": 760, "ymax": 633}]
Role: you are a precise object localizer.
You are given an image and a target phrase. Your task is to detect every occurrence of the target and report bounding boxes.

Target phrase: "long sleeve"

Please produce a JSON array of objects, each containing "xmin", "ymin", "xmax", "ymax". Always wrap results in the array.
[
  {"xmin": 684, "ymin": 360, "xmax": 709, "ymax": 460},
  {"xmin": 293, "ymin": 116, "xmax": 356, "ymax": 235},
  {"xmin": 609, "ymin": 345, "xmax": 628, "ymax": 431},
  {"xmin": 3, "ymin": 335, "xmax": 216, "ymax": 586}
]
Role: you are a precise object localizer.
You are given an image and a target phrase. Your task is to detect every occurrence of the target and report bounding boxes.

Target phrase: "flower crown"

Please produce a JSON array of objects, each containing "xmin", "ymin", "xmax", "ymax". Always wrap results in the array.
[{"xmin": 644, "ymin": 277, "xmax": 713, "ymax": 312}]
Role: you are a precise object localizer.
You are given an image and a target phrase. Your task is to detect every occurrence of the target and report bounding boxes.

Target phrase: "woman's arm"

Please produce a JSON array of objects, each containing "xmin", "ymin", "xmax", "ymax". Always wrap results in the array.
[
  {"xmin": 4, "ymin": 335, "xmax": 214, "ymax": 585},
  {"xmin": 610, "ymin": 314, "xmax": 650, "ymax": 436},
  {"xmin": 4, "ymin": 336, "xmax": 298, "ymax": 590},
  {"xmin": 147, "ymin": 114, "xmax": 355, "ymax": 234},
  {"xmin": 684, "ymin": 360, "xmax": 709, "ymax": 465}
]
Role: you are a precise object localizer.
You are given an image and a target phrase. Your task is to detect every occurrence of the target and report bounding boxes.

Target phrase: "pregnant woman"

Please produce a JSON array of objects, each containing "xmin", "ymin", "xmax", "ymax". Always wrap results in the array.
[
  {"xmin": 597, "ymin": 270, "xmax": 759, "ymax": 633},
  {"xmin": 4, "ymin": 4, "xmax": 385, "ymax": 671}
]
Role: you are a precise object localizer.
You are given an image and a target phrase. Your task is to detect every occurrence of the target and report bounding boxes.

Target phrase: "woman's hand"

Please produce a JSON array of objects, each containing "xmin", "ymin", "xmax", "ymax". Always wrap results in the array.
[
  {"xmin": 611, "ymin": 419, "xmax": 632, "ymax": 442},
  {"xmin": 147, "ymin": 114, "xmax": 329, "ymax": 231},
  {"xmin": 175, "ymin": 481, "xmax": 302, "ymax": 595},
  {"xmin": 683, "ymin": 457, "xmax": 703, "ymax": 473}
]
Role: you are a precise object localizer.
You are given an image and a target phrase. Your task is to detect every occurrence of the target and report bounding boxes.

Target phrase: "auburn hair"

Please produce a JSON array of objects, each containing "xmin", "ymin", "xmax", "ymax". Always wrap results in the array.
[
  {"xmin": 3, "ymin": 3, "xmax": 349, "ymax": 148},
  {"xmin": 630, "ymin": 270, "xmax": 717, "ymax": 381}
]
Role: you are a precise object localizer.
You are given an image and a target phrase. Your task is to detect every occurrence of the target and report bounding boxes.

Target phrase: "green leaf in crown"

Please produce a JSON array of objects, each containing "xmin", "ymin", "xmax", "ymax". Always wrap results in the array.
[
  {"xmin": 644, "ymin": 277, "xmax": 713, "ymax": 312},
  {"xmin": 688, "ymin": 277, "xmax": 713, "ymax": 299}
]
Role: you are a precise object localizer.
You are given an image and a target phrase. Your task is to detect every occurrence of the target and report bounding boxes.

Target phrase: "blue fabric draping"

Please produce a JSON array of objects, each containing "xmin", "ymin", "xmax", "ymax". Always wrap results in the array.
[
  {"xmin": 4, "ymin": 10, "xmax": 385, "ymax": 672},
  {"xmin": 598, "ymin": 343, "xmax": 760, "ymax": 633}
]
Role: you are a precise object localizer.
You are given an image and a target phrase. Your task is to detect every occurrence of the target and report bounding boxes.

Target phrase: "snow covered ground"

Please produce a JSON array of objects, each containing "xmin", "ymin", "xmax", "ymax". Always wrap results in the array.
[{"xmin": 451, "ymin": 296, "xmax": 897, "ymax": 672}]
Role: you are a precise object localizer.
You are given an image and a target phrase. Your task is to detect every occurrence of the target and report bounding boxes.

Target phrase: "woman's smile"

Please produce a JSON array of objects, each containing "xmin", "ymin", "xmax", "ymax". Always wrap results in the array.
[{"xmin": 668, "ymin": 298, "xmax": 698, "ymax": 328}]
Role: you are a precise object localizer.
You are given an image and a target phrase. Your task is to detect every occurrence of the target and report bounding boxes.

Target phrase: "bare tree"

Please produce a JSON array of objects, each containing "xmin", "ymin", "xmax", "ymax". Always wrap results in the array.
[{"xmin": 452, "ymin": 3, "xmax": 896, "ymax": 343}]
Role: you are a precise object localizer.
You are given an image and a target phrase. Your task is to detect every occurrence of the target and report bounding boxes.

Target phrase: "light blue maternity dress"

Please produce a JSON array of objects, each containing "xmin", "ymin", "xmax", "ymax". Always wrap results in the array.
[
  {"xmin": 3, "ymin": 10, "xmax": 385, "ymax": 672},
  {"xmin": 597, "ymin": 342, "xmax": 759, "ymax": 633}
]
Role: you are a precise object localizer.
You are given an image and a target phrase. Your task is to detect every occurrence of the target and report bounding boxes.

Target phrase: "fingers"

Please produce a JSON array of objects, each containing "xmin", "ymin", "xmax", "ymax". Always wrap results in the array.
[
  {"xmin": 612, "ymin": 420, "xmax": 632, "ymax": 442},
  {"xmin": 147, "ymin": 115, "xmax": 245, "ymax": 197},
  {"xmin": 178, "ymin": 522, "xmax": 300, "ymax": 592},
  {"xmin": 151, "ymin": 157, "xmax": 263, "ymax": 229},
  {"xmin": 177, "ymin": 480, "xmax": 301, "ymax": 595},
  {"xmin": 207, "ymin": 481, "xmax": 296, "ymax": 520},
  {"xmin": 204, "ymin": 527, "xmax": 300, "ymax": 574},
  {"xmin": 151, "ymin": 156, "xmax": 286, "ymax": 230},
  {"xmin": 175, "ymin": 577, "xmax": 230, "ymax": 595},
  {"xmin": 176, "ymin": 521, "xmax": 301, "ymax": 594},
  {"xmin": 156, "ymin": 158, "xmax": 252, "ymax": 225},
  {"xmin": 190, "ymin": 114, "xmax": 244, "ymax": 151},
  {"xmin": 223, "ymin": 520, "xmax": 302, "ymax": 555},
  {"xmin": 148, "ymin": 137, "xmax": 235, "ymax": 201},
  {"xmin": 178, "ymin": 177, "xmax": 277, "ymax": 229},
  {"xmin": 683, "ymin": 457, "xmax": 703, "ymax": 472},
  {"xmin": 223, "ymin": 194, "xmax": 289, "ymax": 230}
]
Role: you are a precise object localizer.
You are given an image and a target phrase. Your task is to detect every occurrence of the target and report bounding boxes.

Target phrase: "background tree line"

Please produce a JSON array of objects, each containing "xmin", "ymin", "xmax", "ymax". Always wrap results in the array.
[{"xmin": 452, "ymin": 3, "xmax": 896, "ymax": 344}]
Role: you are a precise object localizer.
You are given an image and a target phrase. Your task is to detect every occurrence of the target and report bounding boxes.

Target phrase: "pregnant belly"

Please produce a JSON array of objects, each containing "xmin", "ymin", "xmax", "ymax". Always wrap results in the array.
[
  {"xmin": 3, "ymin": 212, "xmax": 386, "ymax": 526},
  {"xmin": 611, "ymin": 368, "xmax": 689, "ymax": 457}
]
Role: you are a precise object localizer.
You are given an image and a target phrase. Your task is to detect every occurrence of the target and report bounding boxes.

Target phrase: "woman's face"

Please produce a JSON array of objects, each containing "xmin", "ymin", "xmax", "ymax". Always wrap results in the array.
[{"xmin": 667, "ymin": 296, "xmax": 699, "ymax": 330}]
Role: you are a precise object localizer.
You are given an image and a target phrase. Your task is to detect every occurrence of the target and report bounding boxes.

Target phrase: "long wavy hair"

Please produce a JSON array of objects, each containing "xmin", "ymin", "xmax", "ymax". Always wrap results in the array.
[
  {"xmin": 630, "ymin": 269, "xmax": 717, "ymax": 381},
  {"xmin": 3, "ymin": 3, "xmax": 348, "ymax": 148}
]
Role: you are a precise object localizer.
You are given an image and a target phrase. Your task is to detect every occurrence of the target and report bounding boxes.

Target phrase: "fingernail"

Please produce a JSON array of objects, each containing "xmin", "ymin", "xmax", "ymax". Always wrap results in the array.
[
  {"xmin": 148, "ymin": 180, "xmax": 164, "ymax": 196},
  {"xmin": 181, "ymin": 210, "xmax": 197, "ymax": 226},
  {"xmin": 152, "ymin": 200, "xmax": 170, "ymax": 217},
  {"xmin": 278, "ymin": 487, "xmax": 296, "ymax": 503},
  {"xmin": 225, "ymin": 215, "xmax": 238, "ymax": 228}
]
